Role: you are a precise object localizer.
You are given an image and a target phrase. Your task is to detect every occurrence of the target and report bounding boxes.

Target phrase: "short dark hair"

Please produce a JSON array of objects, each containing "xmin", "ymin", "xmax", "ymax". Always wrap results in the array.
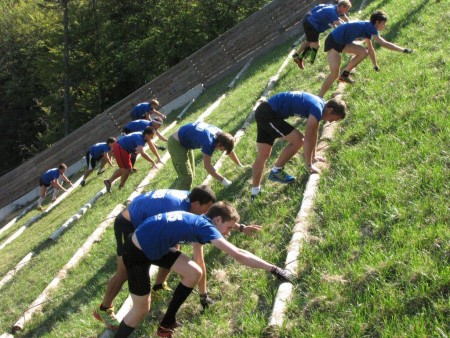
[
  {"xmin": 326, "ymin": 97, "xmax": 347, "ymax": 119},
  {"xmin": 370, "ymin": 10, "xmax": 388, "ymax": 24},
  {"xmin": 107, "ymin": 137, "xmax": 116, "ymax": 144},
  {"xmin": 189, "ymin": 185, "xmax": 216, "ymax": 205},
  {"xmin": 143, "ymin": 126, "xmax": 155, "ymax": 136},
  {"xmin": 216, "ymin": 132, "xmax": 234, "ymax": 155},
  {"xmin": 205, "ymin": 201, "xmax": 240, "ymax": 223},
  {"xmin": 58, "ymin": 163, "xmax": 67, "ymax": 170}
]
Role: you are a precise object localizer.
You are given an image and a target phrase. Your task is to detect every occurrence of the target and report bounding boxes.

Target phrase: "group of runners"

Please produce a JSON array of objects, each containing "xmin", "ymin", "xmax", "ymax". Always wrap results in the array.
[{"xmin": 35, "ymin": 1, "xmax": 413, "ymax": 336}]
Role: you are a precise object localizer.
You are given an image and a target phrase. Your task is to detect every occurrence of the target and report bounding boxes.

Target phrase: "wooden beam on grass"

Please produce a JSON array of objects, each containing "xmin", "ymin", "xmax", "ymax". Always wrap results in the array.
[
  {"xmin": 0, "ymin": 177, "xmax": 82, "ymax": 252},
  {"xmin": 11, "ymin": 204, "xmax": 124, "ymax": 333}
]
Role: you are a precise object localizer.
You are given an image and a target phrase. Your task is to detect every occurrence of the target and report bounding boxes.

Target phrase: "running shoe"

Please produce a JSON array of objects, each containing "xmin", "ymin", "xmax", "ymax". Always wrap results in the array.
[
  {"xmin": 103, "ymin": 179, "xmax": 111, "ymax": 192},
  {"xmin": 338, "ymin": 74, "xmax": 355, "ymax": 84},
  {"xmin": 250, "ymin": 191, "xmax": 261, "ymax": 202},
  {"xmin": 80, "ymin": 180, "xmax": 86, "ymax": 187},
  {"xmin": 92, "ymin": 305, "xmax": 119, "ymax": 330},
  {"xmin": 293, "ymin": 57, "xmax": 305, "ymax": 69},
  {"xmin": 37, "ymin": 206, "xmax": 43, "ymax": 212},
  {"xmin": 157, "ymin": 322, "xmax": 182, "ymax": 337},
  {"xmin": 268, "ymin": 169, "xmax": 295, "ymax": 183}
]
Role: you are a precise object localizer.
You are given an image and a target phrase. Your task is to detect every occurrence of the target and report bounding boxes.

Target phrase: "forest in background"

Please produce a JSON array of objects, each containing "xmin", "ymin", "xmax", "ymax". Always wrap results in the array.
[{"xmin": 0, "ymin": 0, "xmax": 270, "ymax": 175}]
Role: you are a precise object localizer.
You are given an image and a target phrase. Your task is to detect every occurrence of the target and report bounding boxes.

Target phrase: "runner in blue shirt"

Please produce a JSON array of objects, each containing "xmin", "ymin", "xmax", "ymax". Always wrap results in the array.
[
  {"xmin": 293, "ymin": 1, "xmax": 351, "ymax": 69},
  {"xmin": 37, "ymin": 163, "xmax": 73, "ymax": 211},
  {"xmin": 123, "ymin": 117, "xmax": 166, "ymax": 141},
  {"xmin": 94, "ymin": 186, "xmax": 213, "ymax": 329},
  {"xmin": 122, "ymin": 117, "xmax": 167, "ymax": 171},
  {"xmin": 319, "ymin": 10, "xmax": 413, "ymax": 97},
  {"xmin": 168, "ymin": 121, "xmax": 243, "ymax": 189},
  {"xmin": 114, "ymin": 202, "xmax": 293, "ymax": 338},
  {"xmin": 122, "ymin": 119, "xmax": 152, "ymax": 134},
  {"xmin": 123, "ymin": 117, "xmax": 167, "ymax": 149},
  {"xmin": 103, "ymin": 127, "xmax": 161, "ymax": 192},
  {"xmin": 80, "ymin": 137, "xmax": 116, "ymax": 187},
  {"xmin": 251, "ymin": 91, "xmax": 347, "ymax": 200},
  {"xmin": 130, "ymin": 99, "xmax": 166, "ymax": 121}
]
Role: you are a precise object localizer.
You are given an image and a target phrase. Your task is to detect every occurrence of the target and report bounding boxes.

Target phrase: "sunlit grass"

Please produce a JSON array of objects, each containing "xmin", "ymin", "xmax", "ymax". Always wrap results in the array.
[{"xmin": 1, "ymin": 0, "xmax": 449, "ymax": 336}]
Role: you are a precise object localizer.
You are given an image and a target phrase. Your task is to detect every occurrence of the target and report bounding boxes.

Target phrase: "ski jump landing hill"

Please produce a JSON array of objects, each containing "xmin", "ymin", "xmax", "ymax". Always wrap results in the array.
[{"xmin": 0, "ymin": 0, "xmax": 320, "ymax": 219}]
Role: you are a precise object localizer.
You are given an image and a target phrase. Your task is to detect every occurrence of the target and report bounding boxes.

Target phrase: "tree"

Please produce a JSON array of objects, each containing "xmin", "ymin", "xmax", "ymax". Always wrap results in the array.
[{"xmin": 0, "ymin": 0, "xmax": 271, "ymax": 175}]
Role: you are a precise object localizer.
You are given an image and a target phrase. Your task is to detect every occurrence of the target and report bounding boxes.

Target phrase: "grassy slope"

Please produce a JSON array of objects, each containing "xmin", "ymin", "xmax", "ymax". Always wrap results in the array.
[
  {"xmin": 1, "ymin": 0, "xmax": 448, "ymax": 336},
  {"xmin": 285, "ymin": 0, "xmax": 450, "ymax": 337}
]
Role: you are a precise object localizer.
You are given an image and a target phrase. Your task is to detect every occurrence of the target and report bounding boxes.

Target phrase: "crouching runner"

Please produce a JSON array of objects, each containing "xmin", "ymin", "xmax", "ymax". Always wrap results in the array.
[{"xmin": 115, "ymin": 202, "xmax": 293, "ymax": 337}]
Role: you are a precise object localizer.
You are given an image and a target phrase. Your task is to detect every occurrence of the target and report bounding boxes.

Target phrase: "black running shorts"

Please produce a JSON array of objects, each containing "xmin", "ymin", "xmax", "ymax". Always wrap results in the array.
[
  {"xmin": 324, "ymin": 34, "xmax": 345, "ymax": 53},
  {"xmin": 114, "ymin": 213, "xmax": 135, "ymax": 256},
  {"xmin": 255, "ymin": 101, "xmax": 295, "ymax": 146},
  {"xmin": 303, "ymin": 15, "xmax": 320, "ymax": 43},
  {"xmin": 122, "ymin": 239, "xmax": 181, "ymax": 296},
  {"xmin": 39, "ymin": 178, "xmax": 50, "ymax": 187},
  {"xmin": 85, "ymin": 151, "xmax": 99, "ymax": 171}
]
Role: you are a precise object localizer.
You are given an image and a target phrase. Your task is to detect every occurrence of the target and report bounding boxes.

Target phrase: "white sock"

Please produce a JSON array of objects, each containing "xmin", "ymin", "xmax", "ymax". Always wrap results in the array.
[
  {"xmin": 251, "ymin": 186, "xmax": 261, "ymax": 195},
  {"xmin": 37, "ymin": 197, "xmax": 44, "ymax": 208},
  {"xmin": 52, "ymin": 189, "xmax": 58, "ymax": 200},
  {"xmin": 271, "ymin": 166, "xmax": 282, "ymax": 172}
]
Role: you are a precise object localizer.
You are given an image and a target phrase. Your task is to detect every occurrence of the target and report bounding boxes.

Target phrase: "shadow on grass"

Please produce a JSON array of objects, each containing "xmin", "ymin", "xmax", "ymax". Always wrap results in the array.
[{"xmin": 376, "ymin": 0, "xmax": 430, "ymax": 43}]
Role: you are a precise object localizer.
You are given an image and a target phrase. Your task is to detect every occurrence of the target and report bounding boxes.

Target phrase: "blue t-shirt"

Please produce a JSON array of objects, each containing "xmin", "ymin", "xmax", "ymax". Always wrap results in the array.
[
  {"xmin": 128, "ymin": 189, "xmax": 191, "ymax": 227},
  {"xmin": 117, "ymin": 132, "xmax": 146, "ymax": 153},
  {"xmin": 89, "ymin": 143, "xmax": 110, "ymax": 160},
  {"xmin": 130, "ymin": 102, "xmax": 151, "ymax": 120},
  {"xmin": 124, "ymin": 119, "xmax": 152, "ymax": 133},
  {"xmin": 178, "ymin": 122, "xmax": 221, "ymax": 156},
  {"xmin": 307, "ymin": 5, "xmax": 339, "ymax": 33},
  {"xmin": 268, "ymin": 91, "xmax": 325, "ymax": 121},
  {"xmin": 331, "ymin": 21, "xmax": 379, "ymax": 45},
  {"xmin": 135, "ymin": 211, "xmax": 223, "ymax": 260},
  {"xmin": 41, "ymin": 168, "xmax": 60, "ymax": 185},
  {"xmin": 309, "ymin": 3, "xmax": 327, "ymax": 15}
]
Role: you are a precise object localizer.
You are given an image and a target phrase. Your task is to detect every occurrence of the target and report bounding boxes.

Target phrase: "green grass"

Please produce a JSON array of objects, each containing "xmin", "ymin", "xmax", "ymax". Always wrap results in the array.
[{"xmin": 1, "ymin": 0, "xmax": 449, "ymax": 336}]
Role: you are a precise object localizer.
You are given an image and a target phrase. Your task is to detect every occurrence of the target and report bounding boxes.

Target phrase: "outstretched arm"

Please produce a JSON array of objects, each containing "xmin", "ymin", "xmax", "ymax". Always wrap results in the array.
[
  {"xmin": 365, "ymin": 38, "xmax": 378, "ymax": 68},
  {"xmin": 151, "ymin": 109, "xmax": 166, "ymax": 120},
  {"xmin": 303, "ymin": 115, "xmax": 320, "ymax": 172},
  {"xmin": 211, "ymin": 238, "xmax": 294, "ymax": 282},
  {"xmin": 52, "ymin": 180, "xmax": 69, "ymax": 192},
  {"xmin": 156, "ymin": 130, "xmax": 168, "ymax": 142},
  {"xmin": 202, "ymin": 154, "xmax": 223, "ymax": 182},
  {"xmin": 211, "ymin": 238, "xmax": 274, "ymax": 271},
  {"xmin": 59, "ymin": 174, "xmax": 73, "ymax": 187},
  {"xmin": 373, "ymin": 35, "xmax": 409, "ymax": 52},
  {"xmin": 102, "ymin": 152, "xmax": 114, "ymax": 166},
  {"xmin": 146, "ymin": 140, "xmax": 162, "ymax": 163},
  {"xmin": 136, "ymin": 145, "xmax": 156, "ymax": 167},
  {"xmin": 228, "ymin": 150, "xmax": 243, "ymax": 167},
  {"xmin": 233, "ymin": 223, "xmax": 262, "ymax": 235}
]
